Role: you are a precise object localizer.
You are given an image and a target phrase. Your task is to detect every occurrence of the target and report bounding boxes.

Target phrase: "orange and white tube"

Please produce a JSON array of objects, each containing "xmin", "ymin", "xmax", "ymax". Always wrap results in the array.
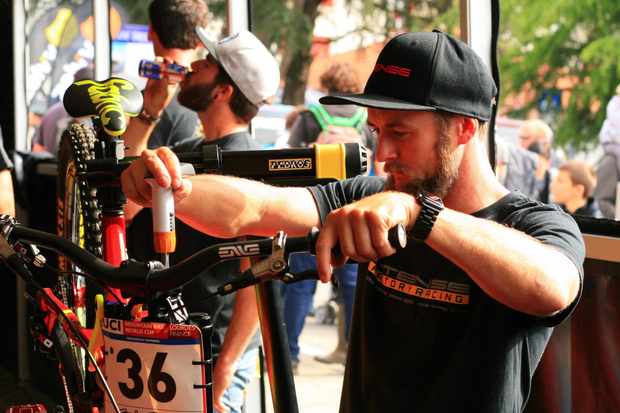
[{"xmin": 146, "ymin": 179, "xmax": 176, "ymax": 254}]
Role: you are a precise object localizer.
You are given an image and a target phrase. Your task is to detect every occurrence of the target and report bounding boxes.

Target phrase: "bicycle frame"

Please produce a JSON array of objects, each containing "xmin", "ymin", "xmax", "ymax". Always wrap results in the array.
[{"xmin": 102, "ymin": 214, "xmax": 127, "ymax": 267}]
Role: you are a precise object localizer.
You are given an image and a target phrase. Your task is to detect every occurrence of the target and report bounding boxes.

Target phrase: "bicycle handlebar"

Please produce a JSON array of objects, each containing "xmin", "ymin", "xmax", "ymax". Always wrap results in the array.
[{"xmin": 2, "ymin": 218, "xmax": 406, "ymax": 298}]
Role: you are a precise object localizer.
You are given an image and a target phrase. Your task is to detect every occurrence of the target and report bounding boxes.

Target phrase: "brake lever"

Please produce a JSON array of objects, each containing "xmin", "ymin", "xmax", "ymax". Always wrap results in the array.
[
  {"xmin": 13, "ymin": 241, "xmax": 47, "ymax": 268},
  {"xmin": 0, "ymin": 215, "xmax": 47, "ymax": 268},
  {"xmin": 216, "ymin": 232, "xmax": 288, "ymax": 295},
  {"xmin": 0, "ymin": 214, "xmax": 16, "ymax": 239},
  {"xmin": 281, "ymin": 270, "xmax": 320, "ymax": 284}
]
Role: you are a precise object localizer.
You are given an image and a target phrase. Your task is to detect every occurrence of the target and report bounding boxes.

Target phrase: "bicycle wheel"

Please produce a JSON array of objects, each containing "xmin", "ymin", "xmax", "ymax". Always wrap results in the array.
[{"xmin": 55, "ymin": 123, "xmax": 103, "ymax": 412}]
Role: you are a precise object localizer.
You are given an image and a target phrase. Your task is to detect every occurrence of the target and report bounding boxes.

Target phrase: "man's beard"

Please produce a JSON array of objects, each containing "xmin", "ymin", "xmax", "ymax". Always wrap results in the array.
[
  {"xmin": 384, "ymin": 131, "xmax": 459, "ymax": 198},
  {"xmin": 178, "ymin": 76, "xmax": 217, "ymax": 112}
]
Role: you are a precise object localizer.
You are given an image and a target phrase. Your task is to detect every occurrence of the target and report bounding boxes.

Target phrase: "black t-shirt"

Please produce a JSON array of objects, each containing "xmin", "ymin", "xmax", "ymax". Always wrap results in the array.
[
  {"xmin": 147, "ymin": 95, "xmax": 200, "ymax": 149},
  {"xmin": 127, "ymin": 132, "xmax": 261, "ymax": 357},
  {"xmin": 308, "ymin": 176, "xmax": 585, "ymax": 413}
]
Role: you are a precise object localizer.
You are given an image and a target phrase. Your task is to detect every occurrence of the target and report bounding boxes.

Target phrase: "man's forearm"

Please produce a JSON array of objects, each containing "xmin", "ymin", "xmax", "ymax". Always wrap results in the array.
[
  {"xmin": 0, "ymin": 170, "xmax": 15, "ymax": 216},
  {"xmin": 175, "ymin": 175, "xmax": 320, "ymax": 238},
  {"xmin": 216, "ymin": 281, "xmax": 259, "ymax": 369},
  {"xmin": 123, "ymin": 118, "xmax": 158, "ymax": 156},
  {"xmin": 427, "ymin": 208, "xmax": 581, "ymax": 316}
]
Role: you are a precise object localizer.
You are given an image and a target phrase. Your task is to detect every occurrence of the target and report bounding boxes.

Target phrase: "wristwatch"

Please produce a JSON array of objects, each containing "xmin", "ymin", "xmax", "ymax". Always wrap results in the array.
[
  {"xmin": 137, "ymin": 107, "xmax": 160, "ymax": 124},
  {"xmin": 410, "ymin": 193, "xmax": 444, "ymax": 242}
]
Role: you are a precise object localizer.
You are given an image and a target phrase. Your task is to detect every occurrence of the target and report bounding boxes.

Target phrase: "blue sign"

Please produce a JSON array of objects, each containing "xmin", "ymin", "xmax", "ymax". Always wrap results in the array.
[{"xmin": 115, "ymin": 24, "xmax": 149, "ymax": 43}]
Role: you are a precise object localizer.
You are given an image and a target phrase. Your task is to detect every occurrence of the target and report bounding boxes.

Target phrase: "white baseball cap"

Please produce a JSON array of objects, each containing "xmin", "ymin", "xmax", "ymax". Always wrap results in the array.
[{"xmin": 196, "ymin": 28, "xmax": 280, "ymax": 106}]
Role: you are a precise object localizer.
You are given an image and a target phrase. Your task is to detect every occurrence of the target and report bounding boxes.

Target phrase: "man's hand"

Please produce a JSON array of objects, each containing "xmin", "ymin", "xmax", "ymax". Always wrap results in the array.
[
  {"xmin": 315, "ymin": 191, "xmax": 417, "ymax": 282},
  {"xmin": 141, "ymin": 58, "xmax": 180, "ymax": 119},
  {"xmin": 120, "ymin": 147, "xmax": 191, "ymax": 206}
]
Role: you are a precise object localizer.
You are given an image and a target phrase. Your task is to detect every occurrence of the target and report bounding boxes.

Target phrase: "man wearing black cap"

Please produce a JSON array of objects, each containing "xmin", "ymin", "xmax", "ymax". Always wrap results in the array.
[{"xmin": 122, "ymin": 31, "xmax": 584, "ymax": 412}]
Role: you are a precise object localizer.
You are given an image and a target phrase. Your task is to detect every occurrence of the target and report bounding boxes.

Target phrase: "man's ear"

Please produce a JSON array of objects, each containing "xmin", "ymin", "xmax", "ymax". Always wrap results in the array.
[
  {"xmin": 213, "ymin": 83, "xmax": 234, "ymax": 102},
  {"xmin": 575, "ymin": 183, "xmax": 586, "ymax": 200},
  {"xmin": 456, "ymin": 117, "xmax": 477, "ymax": 145}
]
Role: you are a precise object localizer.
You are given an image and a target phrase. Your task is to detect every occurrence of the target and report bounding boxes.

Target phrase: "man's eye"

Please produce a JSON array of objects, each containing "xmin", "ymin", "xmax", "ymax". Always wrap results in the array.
[{"xmin": 390, "ymin": 131, "xmax": 408, "ymax": 139}]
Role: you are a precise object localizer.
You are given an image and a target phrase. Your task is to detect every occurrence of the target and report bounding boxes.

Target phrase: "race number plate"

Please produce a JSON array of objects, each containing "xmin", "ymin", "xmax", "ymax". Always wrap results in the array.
[{"xmin": 102, "ymin": 318, "xmax": 207, "ymax": 413}]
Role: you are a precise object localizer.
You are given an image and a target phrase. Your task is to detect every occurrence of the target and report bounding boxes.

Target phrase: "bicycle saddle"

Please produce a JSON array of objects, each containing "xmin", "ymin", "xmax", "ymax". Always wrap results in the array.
[{"xmin": 63, "ymin": 77, "xmax": 143, "ymax": 137}]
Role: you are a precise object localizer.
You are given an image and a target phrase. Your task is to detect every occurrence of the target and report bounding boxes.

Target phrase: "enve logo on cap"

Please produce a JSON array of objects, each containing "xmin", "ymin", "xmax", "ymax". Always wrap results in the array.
[{"xmin": 373, "ymin": 63, "xmax": 411, "ymax": 78}]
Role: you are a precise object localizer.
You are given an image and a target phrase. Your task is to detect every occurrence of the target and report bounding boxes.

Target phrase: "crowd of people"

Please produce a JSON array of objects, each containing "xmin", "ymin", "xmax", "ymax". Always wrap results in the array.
[
  {"xmin": 3, "ymin": 1, "xmax": 619, "ymax": 412},
  {"xmin": 496, "ymin": 114, "xmax": 616, "ymax": 219}
]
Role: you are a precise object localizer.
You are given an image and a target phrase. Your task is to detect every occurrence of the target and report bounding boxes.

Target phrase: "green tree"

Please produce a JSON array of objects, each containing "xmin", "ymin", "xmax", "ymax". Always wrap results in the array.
[
  {"xmin": 252, "ymin": 0, "xmax": 459, "ymax": 105},
  {"xmin": 112, "ymin": 0, "xmax": 149, "ymax": 24},
  {"xmin": 499, "ymin": 0, "xmax": 620, "ymax": 150}
]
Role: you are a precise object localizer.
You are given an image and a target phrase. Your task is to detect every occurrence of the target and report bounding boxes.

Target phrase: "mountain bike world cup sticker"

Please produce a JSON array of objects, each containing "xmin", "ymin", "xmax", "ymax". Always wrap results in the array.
[{"xmin": 102, "ymin": 318, "xmax": 208, "ymax": 413}]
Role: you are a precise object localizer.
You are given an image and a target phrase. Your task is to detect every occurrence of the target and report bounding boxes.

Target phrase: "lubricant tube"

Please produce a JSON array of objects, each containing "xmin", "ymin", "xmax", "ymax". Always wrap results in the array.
[{"xmin": 146, "ymin": 179, "xmax": 176, "ymax": 254}]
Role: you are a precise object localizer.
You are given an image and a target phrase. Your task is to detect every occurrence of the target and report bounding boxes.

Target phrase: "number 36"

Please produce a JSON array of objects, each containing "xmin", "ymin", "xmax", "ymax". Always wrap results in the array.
[{"xmin": 116, "ymin": 349, "xmax": 177, "ymax": 403}]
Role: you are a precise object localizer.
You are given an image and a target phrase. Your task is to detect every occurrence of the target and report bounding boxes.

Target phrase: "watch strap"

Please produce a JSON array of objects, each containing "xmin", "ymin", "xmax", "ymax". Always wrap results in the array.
[
  {"xmin": 410, "ymin": 193, "xmax": 444, "ymax": 242},
  {"xmin": 137, "ymin": 107, "xmax": 161, "ymax": 124}
]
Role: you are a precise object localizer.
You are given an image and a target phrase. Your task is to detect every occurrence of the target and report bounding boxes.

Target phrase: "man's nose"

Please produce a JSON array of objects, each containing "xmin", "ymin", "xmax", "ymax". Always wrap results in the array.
[{"xmin": 375, "ymin": 136, "xmax": 397, "ymax": 162}]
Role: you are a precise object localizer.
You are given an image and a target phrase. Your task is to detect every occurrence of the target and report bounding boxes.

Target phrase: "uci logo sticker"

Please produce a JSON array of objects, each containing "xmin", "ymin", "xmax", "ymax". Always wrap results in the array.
[
  {"xmin": 103, "ymin": 318, "xmax": 123, "ymax": 333},
  {"xmin": 218, "ymin": 244, "xmax": 260, "ymax": 258},
  {"xmin": 268, "ymin": 158, "xmax": 312, "ymax": 171}
]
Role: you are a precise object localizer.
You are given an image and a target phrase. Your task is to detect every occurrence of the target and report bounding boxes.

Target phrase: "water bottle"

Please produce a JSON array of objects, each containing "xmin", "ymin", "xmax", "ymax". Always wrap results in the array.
[{"xmin": 138, "ymin": 59, "xmax": 188, "ymax": 83}]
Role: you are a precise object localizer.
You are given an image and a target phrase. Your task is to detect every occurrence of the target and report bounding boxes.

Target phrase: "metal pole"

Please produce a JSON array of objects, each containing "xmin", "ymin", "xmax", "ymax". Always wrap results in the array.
[
  {"xmin": 13, "ymin": 0, "xmax": 29, "ymax": 385},
  {"xmin": 461, "ymin": 0, "xmax": 498, "ymax": 166},
  {"xmin": 93, "ymin": 0, "xmax": 111, "ymax": 80},
  {"xmin": 227, "ymin": 0, "xmax": 250, "ymax": 35},
  {"xmin": 13, "ymin": 0, "xmax": 27, "ymax": 152},
  {"xmin": 255, "ymin": 281, "xmax": 299, "ymax": 413}
]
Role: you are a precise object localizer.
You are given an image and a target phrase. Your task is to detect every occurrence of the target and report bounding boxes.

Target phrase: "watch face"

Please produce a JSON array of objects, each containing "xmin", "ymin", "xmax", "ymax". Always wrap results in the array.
[{"xmin": 390, "ymin": 223, "xmax": 408, "ymax": 249}]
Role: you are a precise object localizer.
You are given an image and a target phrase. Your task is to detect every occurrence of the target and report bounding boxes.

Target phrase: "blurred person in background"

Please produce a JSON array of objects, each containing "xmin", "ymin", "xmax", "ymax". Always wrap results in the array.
[
  {"xmin": 122, "ymin": 0, "xmax": 206, "ymax": 154},
  {"xmin": 496, "ymin": 119, "xmax": 556, "ymax": 202},
  {"xmin": 550, "ymin": 160, "xmax": 602, "ymax": 218},
  {"xmin": 31, "ymin": 66, "xmax": 94, "ymax": 155},
  {"xmin": 495, "ymin": 139, "xmax": 539, "ymax": 199},
  {"xmin": 288, "ymin": 62, "xmax": 371, "ymax": 148},
  {"xmin": 593, "ymin": 84, "xmax": 620, "ymax": 219},
  {"xmin": 518, "ymin": 119, "xmax": 556, "ymax": 203}
]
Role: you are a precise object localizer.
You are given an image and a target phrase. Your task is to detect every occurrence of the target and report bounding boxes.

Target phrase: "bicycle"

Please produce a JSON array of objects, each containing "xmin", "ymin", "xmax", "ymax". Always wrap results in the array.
[
  {"xmin": 0, "ymin": 214, "xmax": 406, "ymax": 413},
  {"xmin": 34, "ymin": 76, "xmax": 372, "ymax": 413}
]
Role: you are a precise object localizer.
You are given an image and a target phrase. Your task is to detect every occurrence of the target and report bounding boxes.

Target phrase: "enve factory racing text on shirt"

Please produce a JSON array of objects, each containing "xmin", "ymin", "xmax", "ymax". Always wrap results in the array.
[{"xmin": 367, "ymin": 261, "xmax": 471, "ymax": 311}]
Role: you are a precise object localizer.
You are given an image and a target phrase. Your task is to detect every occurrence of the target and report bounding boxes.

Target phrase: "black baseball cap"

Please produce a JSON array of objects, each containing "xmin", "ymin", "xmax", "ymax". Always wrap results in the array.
[{"xmin": 320, "ymin": 30, "xmax": 497, "ymax": 122}]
